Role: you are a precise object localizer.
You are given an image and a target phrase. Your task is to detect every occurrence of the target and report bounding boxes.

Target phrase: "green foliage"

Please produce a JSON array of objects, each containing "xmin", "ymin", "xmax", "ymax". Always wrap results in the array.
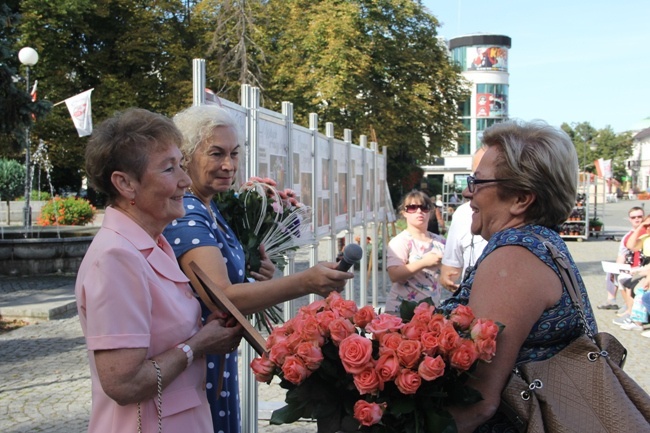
[
  {"xmin": 0, "ymin": 4, "xmax": 52, "ymax": 153},
  {"xmin": 0, "ymin": 158, "xmax": 26, "ymax": 201},
  {"xmin": 37, "ymin": 196, "xmax": 96, "ymax": 226},
  {"xmin": 561, "ymin": 121, "xmax": 633, "ymax": 181}
]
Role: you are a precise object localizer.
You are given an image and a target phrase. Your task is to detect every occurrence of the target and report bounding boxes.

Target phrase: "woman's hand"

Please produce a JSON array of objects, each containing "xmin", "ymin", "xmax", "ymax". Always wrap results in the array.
[
  {"xmin": 250, "ymin": 244, "xmax": 275, "ymax": 281},
  {"xmin": 191, "ymin": 312, "xmax": 244, "ymax": 356},
  {"xmin": 302, "ymin": 262, "xmax": 354, "ymax": 297},
  {"xmin": 421, "ymin": 250, "xmax": 443, "ymax": 268}
]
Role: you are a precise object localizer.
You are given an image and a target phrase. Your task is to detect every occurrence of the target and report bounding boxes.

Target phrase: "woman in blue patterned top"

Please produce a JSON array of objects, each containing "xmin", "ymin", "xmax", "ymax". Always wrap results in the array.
[
  {"xmin": 440, "ymin": 120, "xmax": 597, "ymax": 433},
  {"xmin": 163, "ymin": 104, "xmax": 353, "ymax": 433}
]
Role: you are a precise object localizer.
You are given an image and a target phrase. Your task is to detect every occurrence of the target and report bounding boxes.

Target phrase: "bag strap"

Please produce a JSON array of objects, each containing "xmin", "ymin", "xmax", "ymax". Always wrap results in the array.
[{"xmin": 538, "ymin": 237, "xmax": 595, "ymax": 340}]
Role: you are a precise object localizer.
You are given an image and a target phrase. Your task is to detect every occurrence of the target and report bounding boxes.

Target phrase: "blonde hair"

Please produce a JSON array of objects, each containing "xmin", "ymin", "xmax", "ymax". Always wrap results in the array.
[{"xmin": 481, "ymin": 120, "xmax": 578, "ymax": 227}]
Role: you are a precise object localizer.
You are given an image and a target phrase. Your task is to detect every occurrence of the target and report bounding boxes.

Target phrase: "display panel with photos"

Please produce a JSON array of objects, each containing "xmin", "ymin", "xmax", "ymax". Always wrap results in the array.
[
  {"xmin": 365, "ymin": 148, "xmax": 375, "ymax": 219},
  {"xmin": 315, "ymin": 136, "xmax": 331, "ymax": 236},
  {"xmin": 257, "ymin": 111, "xmax": 288, "ymax": 189},
  {"xmin": 350, "ymin": 145, "xmax": 364, "ymax": 226},
  {"xmin": 332, "ymin": 138, "xmax": 349, "ymax": 231}
]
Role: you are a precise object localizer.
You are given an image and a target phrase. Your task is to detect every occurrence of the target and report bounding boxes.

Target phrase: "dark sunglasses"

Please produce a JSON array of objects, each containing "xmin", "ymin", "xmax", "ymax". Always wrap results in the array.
[{"xmin": 404, "ymin": 204, "xmax": 430, "ymax": 213}]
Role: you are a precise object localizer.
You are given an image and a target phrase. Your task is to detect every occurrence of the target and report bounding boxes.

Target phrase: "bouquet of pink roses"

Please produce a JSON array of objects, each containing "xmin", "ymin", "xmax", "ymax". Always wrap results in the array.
[
  {"xmin": 216, "ymin": 176, "xmax": 311, "ymax": 278},
  {"xmin": 251, "ymin": 292, "xmax": 503, "ymax": 432}
]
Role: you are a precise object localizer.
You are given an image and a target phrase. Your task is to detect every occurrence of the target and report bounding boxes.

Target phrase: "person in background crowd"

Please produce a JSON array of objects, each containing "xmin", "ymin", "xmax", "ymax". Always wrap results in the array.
[
  {"xmin": 385, "ymin": 190, "xmax": 446, "ymax": 313},
  {"xmin": 619, "ymin": 213, "xmax": 650, "ymax": 331},
  {"xmin": 164, "ymin": 104, "xmax": 353, "ymax": 432},
  {"xmin": 600, "ymin": 206, "xmax": 644, "ymax": 314},
  {"xmin": 440, "ymin": 120, "xmax": 596, "ymax": 432},
  {"xmin": 76, "ymin": 108, "xmax": 244, "ymax": 433},
  {"xmin": 439, "ymin": 146, "xmax": 487, "ymax": 291}
]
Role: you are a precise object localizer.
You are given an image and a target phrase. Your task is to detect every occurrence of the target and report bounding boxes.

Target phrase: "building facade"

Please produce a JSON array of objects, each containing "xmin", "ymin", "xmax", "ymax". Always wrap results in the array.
[{"xmin": 421, "ymin": 34, "xmax": 512, "ymax": 195}]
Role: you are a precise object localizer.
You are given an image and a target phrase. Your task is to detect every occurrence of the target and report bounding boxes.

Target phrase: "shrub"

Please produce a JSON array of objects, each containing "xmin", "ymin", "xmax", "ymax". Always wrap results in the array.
[{"xmin": 37, "ymin": 196, "xmax": 96, "ymax": 226}]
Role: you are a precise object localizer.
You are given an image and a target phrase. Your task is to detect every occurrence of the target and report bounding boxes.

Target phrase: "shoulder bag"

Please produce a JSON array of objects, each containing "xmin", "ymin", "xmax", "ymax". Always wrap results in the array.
[{"xmin": 499, "ymin": 240, "xmax": 650, "ymax": 433}]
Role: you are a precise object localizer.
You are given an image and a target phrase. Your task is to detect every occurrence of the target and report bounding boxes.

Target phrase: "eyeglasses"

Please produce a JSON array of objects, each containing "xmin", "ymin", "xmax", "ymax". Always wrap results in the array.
[
  {"xmin": 629, "ymin": 215, "xmax": 644, "ymax": 219},
  {"xmin": 404, "ymin": 204, "xmax": 430, "ymax": 213},
  {"xmin": 466, "ymin": 175, "xmax": 511, "ymax": 193}
]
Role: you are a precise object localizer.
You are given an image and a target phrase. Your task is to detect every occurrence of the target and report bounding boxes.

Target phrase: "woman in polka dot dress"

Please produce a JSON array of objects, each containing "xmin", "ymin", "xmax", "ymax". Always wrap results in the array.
[{"xmin": 164, "ymin": 104, "xmax": 353, "ymax": 432}]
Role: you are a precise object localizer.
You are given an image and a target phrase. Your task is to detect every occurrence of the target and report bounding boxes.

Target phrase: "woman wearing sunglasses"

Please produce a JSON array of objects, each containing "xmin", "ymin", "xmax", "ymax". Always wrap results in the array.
[{"xmin": 385, "ymin": 191, "xmax": 446, "ymax": 314}]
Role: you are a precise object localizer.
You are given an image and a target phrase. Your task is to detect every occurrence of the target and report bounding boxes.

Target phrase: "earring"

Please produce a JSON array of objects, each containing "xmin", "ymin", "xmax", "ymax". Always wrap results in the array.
[{"xmin": 130, "ymin": 199, "xmax": 135, "ymax": 206}]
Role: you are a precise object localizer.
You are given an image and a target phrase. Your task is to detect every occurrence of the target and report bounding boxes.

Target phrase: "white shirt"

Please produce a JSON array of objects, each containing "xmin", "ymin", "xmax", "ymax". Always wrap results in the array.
[{"xmin": 441, "ymin": 202, "xmax": 487, "ymax": 278}]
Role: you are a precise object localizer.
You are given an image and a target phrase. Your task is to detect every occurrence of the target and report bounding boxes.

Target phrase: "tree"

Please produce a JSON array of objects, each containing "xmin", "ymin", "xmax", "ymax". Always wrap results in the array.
[
  {"xmin": 0, "ymin": 4, "xmax": 51, "ymax": 155},
  {"xmin": 561, "ymin": 121, "xmax": 633, "ymax": 180},
  {"xmin": 259, "ymin": 0, "xmax": 467, "ymax": 204},
  {"xmin": 0, "ymin": 158, "xmax": 26, "ymax": 225},
  {"xmin": 13, "ymin": 0, "xmax": 201, "ymax": 193}
]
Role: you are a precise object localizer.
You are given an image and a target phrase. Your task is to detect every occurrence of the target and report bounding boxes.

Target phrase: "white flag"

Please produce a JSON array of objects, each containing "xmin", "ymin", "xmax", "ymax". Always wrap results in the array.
[{"xmin": 64, "ymin": 89, "xmax": 93, "ymax": 137}]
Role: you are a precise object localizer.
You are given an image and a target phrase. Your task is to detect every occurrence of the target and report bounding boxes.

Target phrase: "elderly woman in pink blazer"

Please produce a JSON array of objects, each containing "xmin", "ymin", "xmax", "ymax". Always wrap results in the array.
[{"xmin": 75, "ymin": 108, "xmax": 243, "ymax": 433}]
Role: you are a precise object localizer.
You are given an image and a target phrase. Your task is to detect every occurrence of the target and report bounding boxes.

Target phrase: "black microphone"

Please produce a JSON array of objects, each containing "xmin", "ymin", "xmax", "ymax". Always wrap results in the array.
[{"xmin": 336, "ymin": 243, "xmax": 364, "ymax": 272}]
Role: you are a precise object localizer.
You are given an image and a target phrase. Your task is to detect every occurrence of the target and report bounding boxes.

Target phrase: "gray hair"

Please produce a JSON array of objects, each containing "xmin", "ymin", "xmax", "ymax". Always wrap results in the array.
[
  {"xmin": 172, "ymin": 105, "xmax": 239, "ymax": 162},
  {"xmin": 481, "ymin": 120, "xmax": 578, "ymax": 227}
]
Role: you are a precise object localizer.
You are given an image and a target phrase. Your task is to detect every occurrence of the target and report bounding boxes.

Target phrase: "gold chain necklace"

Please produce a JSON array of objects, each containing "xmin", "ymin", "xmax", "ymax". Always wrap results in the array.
[{"xmin": 187, "ymin": 186, "xmax": 218, "ymax": 224}]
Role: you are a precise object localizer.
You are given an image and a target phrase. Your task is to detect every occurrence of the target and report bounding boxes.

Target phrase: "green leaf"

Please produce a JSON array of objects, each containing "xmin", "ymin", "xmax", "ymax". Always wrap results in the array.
[
  {"xmin": 423, "ymin": 408, "xmax": 457, "ymax": 433},
  {"xmin": 270, "ymin": 403, "xmax": 307, "ymax": 425}
]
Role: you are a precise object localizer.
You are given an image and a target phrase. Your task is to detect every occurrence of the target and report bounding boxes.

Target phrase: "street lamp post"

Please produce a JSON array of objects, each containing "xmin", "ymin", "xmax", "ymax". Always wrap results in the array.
[{"xmin": 18, "ymin": 47, "xmax": 39, "ymax": 228}]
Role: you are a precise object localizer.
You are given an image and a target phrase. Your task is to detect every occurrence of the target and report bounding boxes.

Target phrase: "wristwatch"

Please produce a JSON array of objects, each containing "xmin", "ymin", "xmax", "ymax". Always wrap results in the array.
[{"xmin": 176, "ymin": 343, "xmax": 194, "ymax": 368}]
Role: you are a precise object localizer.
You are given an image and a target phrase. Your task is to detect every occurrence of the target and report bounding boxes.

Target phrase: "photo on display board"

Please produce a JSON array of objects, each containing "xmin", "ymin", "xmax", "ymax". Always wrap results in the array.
[
  {"xmin": 317, "ymin": 197, "xmax": 323, "ymax": 227},
  {"xmin": 270, "ymin": 155, "xmax": 285, "ymax": 189},
  {"xmin": 292, "ymin": 153, "xmax": 300, "ymax": 184},
  {"xmin": 321, "ymin": 159, "xmax": 329, "ymax": 190},
  {"xmin": 301, "ymin": 172, "xmax": 312, "ymax": 209},
  {"xmin": 258, "ymin": 162, "xmax": 269, "ymax": 179},
  {"xmin": 322, "ymin": 198, "xmax": 330, "ymax": 226},
  {"xmin": 338, "ymin": 173, "xmax": 347, "ymax": 216}
]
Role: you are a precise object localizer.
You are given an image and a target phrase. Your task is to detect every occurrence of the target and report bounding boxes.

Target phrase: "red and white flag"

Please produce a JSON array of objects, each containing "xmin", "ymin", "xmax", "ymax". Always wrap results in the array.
[
  {"xmin": 64, "ymin": 89, "xmax": 93, "ymax": 137},
  {"xmin": 31, "ymin": 80, "xmax": 38, "ymax": 102}
]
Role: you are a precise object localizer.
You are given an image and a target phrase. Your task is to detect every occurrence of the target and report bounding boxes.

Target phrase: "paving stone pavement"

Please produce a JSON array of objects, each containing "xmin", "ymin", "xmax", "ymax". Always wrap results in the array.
[{"xmin": 1, "ymin": 199, "xmax": 650, "ymax": 432}]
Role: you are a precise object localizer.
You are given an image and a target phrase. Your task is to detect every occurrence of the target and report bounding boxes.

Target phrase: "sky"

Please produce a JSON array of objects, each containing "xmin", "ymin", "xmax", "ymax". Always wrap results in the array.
[{"xmin": 421, "ymin": 0, "xmax": 650, "ymax": 133}]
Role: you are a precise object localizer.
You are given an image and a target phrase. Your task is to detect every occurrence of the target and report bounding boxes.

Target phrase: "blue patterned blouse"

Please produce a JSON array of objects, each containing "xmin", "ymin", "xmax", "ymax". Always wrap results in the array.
[{"xmin": 441, "ymin": 224, "xmax": 597, "ymax": 432}]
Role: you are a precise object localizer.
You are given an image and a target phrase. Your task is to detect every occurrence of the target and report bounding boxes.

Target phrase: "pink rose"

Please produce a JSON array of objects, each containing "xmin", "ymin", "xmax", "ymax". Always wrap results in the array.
[
  {"xmin": 396, "ymin": 339, "xmax": 423, "ymax": 369},
  {"xmin": 418, "ymin": 355, "xmax": 446, "ymax": 381},
  {"xmin": 475, "ymin": 336, "xmax": 497, "ymax": 362},
  {"xmin": 250, "ymin": 354, "xmax": 275, "ymax": 383},
  {"xmin": 286, "ymin": 331, "xmax": 305, "ymax": 352},
  {"xmin": 366, "ymin": 313, "xmax": 404, "ymax": 338},
  {"xmin": 329, "ymin": 294, "xmax": 358, "ymax": 319},
  {"xmin": 295, "ymin": 341, "xmax": 324, "ymax": 370},
  {"xmin": 328, "ymin": 317, "xmax": 356, "ymax": 345},
  {"xmin": 353, "ymin": 365, "xmax": 381, "ymax": 395},
  {"xmin": 281, "ymin": 355, "xmax": 310, "ymax": 385},
  {"xmin": 298, "ymin": 314, "xmax": 325, "ymax": 346},
  {"xmin": 449, "ymin": 305, "xmax": 476, "ymax": 331},
  {"xmin": 268, "ymin": 340, "xmax": 291, "ymax": 366},
  {"xmin": 470, "ymin": 319, "xmax": 500, "ymax": 342},
  {"xmin": 339, "ymin": 334, "xmax": 373, "ymax": 374},
  {"xmin": 395, "ymin": 368, "xmax": 421, "ymax": 394},
  {"xmin": 354, "ymin": 305, "xmax": 377, "ymax": 328},
  {"xmin": 427, "ymin": 313, "xmax": 447, "ymax": 335},
  {"xmin": 438, "ymin": 323, "xmax": 461, "ymax": 354},
  {"xmin": 300, "ymin": 299, "xmax": 327, "ymax": 315},
  {"xmin": 450, "ymin": 339, "xmax": 479, "ymax": 371},
  {"xmin": 420, "ymin": 331, "xmax": 440, "ymax": 356},
  {"xmin": 412, "ymin": 303, "xmax": 435, "ymax": 324},
  {"xmin": 353, "ymin": 400, "xmax": 386, "ymax": 427},
  {"xmin": 375, "ymin": 349, "xmax": 400, "ymax": 383},
  {"xmin": 266, "ymin": 326, "xmax": 288, "ymax": 350},
  {"xmin": 379, "ymin": 332, "xmax": 403, "ymax": 351},
  {"xmin": 316, "ymin": 310, "xmax": 339, "ymax": 336},
  {"xmin": 401, "ymin": 320, "xmax": 428, "ymax": 340}
]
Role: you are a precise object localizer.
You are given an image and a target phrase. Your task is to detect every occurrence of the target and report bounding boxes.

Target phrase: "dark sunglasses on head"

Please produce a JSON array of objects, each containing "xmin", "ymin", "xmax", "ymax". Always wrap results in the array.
[{"xmin": 404, "ymin": 204, "xmax": 430, "ymax": 213}]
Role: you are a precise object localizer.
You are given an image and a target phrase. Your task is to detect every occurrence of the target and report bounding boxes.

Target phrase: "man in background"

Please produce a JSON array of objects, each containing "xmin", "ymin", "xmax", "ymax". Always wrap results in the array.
[{"xmin": 439, "ymin": 146, "xmax": 487, "ymax": 291}]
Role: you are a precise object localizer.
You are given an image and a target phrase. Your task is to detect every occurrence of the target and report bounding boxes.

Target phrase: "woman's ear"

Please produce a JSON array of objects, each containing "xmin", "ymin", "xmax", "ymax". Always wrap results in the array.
[
  {"xmin": 111, "ymin": 171, "xmax": 136, "ymax": 200},
  {"xmin": 510, "ymin": 191, "xmax": 536, "ymax": 217}
]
